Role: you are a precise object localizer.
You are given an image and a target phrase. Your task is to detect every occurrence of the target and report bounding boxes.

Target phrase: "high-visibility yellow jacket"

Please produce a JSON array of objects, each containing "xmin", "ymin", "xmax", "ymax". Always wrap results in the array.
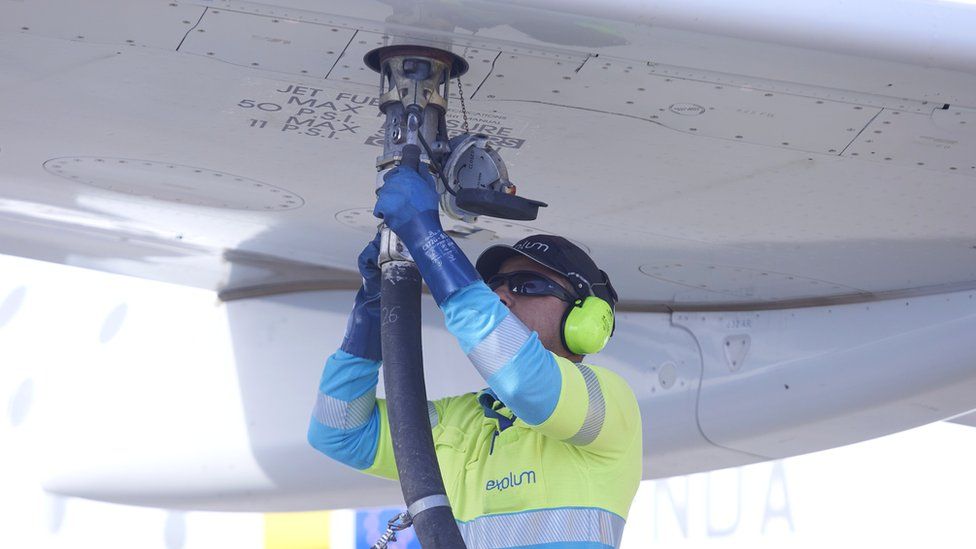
[{"xmin": 309, "ymin": 282, "xmax": 642, "ymax": 548}]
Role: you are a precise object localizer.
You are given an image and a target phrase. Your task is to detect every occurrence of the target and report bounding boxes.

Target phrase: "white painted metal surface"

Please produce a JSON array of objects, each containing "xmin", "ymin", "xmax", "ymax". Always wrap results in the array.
[
  {"xmin": 1, "ymin": 1, "xmax": 975, "ymax": 304},
  {"xmin": 492, "ymin": 0, "xmax": 976, "ymax": 72},
  {"xmin": 2, "ymin": 0, "xmax": 976, "ymax": 512},
  {"xmin": 2, "ymin": 255, "xmax": 972, "ymax": 509},
  {"xmin": 675, "ymin": 290, "xmax": 976, "ymax": 459}
]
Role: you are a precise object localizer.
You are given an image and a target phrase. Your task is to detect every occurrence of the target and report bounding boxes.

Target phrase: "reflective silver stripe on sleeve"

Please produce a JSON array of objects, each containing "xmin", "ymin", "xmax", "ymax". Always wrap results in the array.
[
  {"xmin": 456, "ymin": 507, "xmax": 625, "ymax": 547},
  {"xmin": 312, "ymin": 389, "xmax": 375, "ymax": 430},
  {"xmin": 566, "ymin": 363, "xmax": 606, "ymax": 446},
  {"xmin": 427, "ymin": 400, "xmax": 439, "ymax": 428},
  {"xmin": 466, "ymin": 312, "xmax": 532, "ymax": 380}
]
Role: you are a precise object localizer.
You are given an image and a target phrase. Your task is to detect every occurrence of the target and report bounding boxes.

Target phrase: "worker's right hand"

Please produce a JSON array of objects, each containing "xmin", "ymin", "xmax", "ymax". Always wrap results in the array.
[
  {"xmin": 373, "ymin": 164, "xmax": 442, "ymax": 237},
  {"xmin": 373, "ymin": 161, "xmax": 480, "ymax": 307},
  {"xmin": 340, "ymin": 232, "xmax": 383, "ymax": 362}
]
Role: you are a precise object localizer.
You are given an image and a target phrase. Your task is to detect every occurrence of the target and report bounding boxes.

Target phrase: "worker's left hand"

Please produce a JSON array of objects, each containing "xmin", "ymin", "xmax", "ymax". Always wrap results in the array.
[
  {"xmin": 373, "ymin": 164, "xmax": 442, "ymax": 238},
  {"xmin": 357, "ymin": 231, "xmax": 382, "ymax": 299},
  {"xmin": 340, "ymin": 232, "xmax": 383, "ymax": 362}
]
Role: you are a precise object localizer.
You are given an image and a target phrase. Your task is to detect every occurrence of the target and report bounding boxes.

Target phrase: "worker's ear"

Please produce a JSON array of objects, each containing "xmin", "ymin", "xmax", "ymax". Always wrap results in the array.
[{"xmin": 560, "ymin": 297, "xmax": 614, "ymax": 356}]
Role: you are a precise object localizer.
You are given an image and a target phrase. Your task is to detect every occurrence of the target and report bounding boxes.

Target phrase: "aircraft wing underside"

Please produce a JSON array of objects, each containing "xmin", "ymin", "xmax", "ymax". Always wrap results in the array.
[{"xmin": 1, "ymin": 0, "xmax": 975, "ymax": 307}]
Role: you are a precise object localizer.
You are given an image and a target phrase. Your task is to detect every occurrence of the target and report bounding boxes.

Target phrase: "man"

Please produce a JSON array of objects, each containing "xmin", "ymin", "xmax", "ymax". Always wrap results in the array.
[{"xmin": 308, "ymin": 163, "xmax": 642, "ymax": 548}]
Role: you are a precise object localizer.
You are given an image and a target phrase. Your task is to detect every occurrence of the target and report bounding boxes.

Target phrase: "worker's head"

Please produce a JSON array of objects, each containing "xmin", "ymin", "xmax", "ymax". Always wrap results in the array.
[{"xmin": 476, "ymin": 235, "xmax": 618, "ymax": 362}]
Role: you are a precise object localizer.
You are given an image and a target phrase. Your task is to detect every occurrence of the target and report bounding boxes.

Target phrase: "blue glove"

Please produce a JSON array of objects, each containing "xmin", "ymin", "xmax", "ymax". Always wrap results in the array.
[
  {"xmin": 373, "ymin": 164, "xmax": 440, "ymax": 234},
  {"xmin": 373, "ymin": 164, "xmax": 479, "ymax": 305},
  {"xmin": 339, "ymin": 233, "xmax": 383, "ymax": 362}
]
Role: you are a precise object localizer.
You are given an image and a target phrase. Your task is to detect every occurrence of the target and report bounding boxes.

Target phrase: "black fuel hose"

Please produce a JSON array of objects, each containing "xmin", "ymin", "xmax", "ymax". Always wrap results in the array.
[{"xmin": 380, "ymin": 144, "xmax": 466, "ymax": 547}]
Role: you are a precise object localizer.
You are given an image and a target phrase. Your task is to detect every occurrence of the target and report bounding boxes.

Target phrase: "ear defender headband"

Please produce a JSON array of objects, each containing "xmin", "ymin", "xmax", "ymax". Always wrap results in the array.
[{"xmin": 560, "ymin": 271, "xmax": 616, "ymax": 356}]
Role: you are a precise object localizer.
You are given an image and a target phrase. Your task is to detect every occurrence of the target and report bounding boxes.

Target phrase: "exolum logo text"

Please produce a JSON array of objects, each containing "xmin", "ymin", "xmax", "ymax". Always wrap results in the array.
[
  {"xmin": 485, "ymin": 470, "xmax": 537, "ymax": 492},
  {"xmin": 515, "ymin": 241, "xmax": 549, "ymax": 252}
]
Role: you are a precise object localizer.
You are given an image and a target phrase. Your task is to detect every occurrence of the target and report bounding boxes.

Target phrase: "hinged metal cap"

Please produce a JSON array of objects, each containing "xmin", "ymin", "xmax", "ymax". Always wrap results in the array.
[{"xmin": 364, "ymin": 45, "xmax": 469, "ymax": 78}]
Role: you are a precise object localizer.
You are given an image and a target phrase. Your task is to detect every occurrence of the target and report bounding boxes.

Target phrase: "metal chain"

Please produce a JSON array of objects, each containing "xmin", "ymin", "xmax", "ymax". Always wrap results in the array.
[
  {"xmin": 371, "ymin": 510, "xmax": 413, "ymax": 549},
  {"xmin": 456, "ymin": 77, "xmax": 470, "ymax": 134}
]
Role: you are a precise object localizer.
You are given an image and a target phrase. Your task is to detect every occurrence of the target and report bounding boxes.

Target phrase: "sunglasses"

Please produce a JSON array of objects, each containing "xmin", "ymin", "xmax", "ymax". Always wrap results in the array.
[{"xmin": 487, "ymin": 271, "xmax": 577, "ymax": 303}]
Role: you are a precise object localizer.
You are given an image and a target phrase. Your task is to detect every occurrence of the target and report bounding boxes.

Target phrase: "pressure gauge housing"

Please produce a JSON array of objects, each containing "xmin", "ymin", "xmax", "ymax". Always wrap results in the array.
[{"xmin": 439, "ymin": 134, "xmax": 546, "ymax": 222}]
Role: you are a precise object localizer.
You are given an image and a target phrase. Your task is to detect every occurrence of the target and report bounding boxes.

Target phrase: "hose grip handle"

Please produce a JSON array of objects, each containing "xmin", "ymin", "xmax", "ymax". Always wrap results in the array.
[{"xmin": 400, "ymin": 144, "xmax": 421, "ymax": 171}]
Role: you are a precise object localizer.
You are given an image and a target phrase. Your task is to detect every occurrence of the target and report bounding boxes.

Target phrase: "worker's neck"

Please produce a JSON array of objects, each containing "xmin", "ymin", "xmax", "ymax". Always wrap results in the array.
[{"xmin": 555, "ymin": 349, "xmax": 585, "ymax": 364}]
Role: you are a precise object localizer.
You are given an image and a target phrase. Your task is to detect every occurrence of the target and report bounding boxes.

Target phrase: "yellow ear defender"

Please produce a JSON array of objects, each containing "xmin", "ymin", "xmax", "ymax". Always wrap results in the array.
[{"xmin": 561, "ymin": 296, "xmax": 615, "ymax": 356}]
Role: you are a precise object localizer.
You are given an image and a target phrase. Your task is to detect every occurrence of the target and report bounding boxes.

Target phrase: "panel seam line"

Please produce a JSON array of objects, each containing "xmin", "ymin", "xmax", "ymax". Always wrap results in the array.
[{"xmin": 176, "ymin": 6, "xmax": 208, "ymax": 52}]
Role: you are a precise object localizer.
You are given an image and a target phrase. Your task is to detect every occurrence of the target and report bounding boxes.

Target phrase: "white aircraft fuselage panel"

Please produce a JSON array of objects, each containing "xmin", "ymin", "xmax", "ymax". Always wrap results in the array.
[{"xmin": 8, "ymin": 268, "xmax": 973, "ymax": 511}]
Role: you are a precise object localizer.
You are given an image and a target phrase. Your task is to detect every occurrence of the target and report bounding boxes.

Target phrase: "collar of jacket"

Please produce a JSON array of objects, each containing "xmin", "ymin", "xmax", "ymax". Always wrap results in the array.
[{"xmin": 477, "ymin": 388, "xmax": 517, "ymax": 432}]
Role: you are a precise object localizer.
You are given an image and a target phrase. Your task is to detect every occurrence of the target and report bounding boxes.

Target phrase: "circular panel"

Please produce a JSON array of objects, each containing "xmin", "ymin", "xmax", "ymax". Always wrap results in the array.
[
  {"xmin": 669, "ymin": 103, "xmax": 706, "ymax": 116},
  {"xmin": 658, "ymin": 362, "xmax": 677, "ymax": 389},
  {"xmin": 43, "ymin": 157, "xmax": 304, "ymax": 211}
]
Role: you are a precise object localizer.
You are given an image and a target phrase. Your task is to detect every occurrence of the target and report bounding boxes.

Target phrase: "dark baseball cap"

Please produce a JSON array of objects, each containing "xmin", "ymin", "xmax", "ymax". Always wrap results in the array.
[{"xmin": 475, "ymin": 235, "xmax": 618, "ymax": 306}]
